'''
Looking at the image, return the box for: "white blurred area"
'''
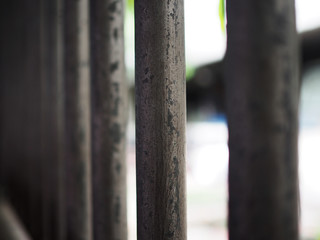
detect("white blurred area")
[184,0,320,67]
[125,0,320,239]
[299,64,320,239]
[184,0,225,66]
[186,122,228,239]
[296,0,320,32]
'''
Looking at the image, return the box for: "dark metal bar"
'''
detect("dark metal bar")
[135,0,187,239]
[40,0,51,238]
[40,0,61,239]
[0,1,65,239]
[0,0,35,234]
[64,0,92,239]
[225,0,300,239]
[90,0,128,239]
[24,1,44,237]
[56,0,67,238]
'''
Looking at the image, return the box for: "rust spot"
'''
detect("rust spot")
[113,28,118,41]
[114,196,121,223]
[110,61,119,73]
[143,78,149,84]
[167,109,179,136]
[108,1,118,13]
[112,97,120,116]
[110,123,121,144]
[115,163,122,174]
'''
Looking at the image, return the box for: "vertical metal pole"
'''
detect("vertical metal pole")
[64,0,92,239]
[0,0,8,193]
[225,0,300,239]
[0,0,31,230]
[56,0,66,238]
[41,0,59,239]
[40,0,49,237]
[0,1,4,190]
[90,0,128,239]
[135,0,187,239]
[26,1,43,237]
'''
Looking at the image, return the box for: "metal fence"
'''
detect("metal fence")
[0,0,299,239]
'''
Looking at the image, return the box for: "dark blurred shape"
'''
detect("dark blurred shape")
[187,60,225,119]
[187,28,320,117]
[301,27,320,65]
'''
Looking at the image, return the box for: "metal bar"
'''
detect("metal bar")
[0,198,32,240]
[64,0,92,239]
[90,0,128,239]
[135,0,187,239]
[0,1,65,239]
[0,0,34,234]
[40,0,60,239]
[40,0,50,238]
[24,1,43,237]
[56,0,66,238]
[225,0,300,239]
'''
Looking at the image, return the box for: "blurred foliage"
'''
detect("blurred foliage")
[127,0,134,12]
[186,64,196,81]
[219,0,225,33]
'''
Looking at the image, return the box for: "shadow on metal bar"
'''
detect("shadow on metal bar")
[0,197,32,240]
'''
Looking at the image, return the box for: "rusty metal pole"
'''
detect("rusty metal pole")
[135,0,187,239]
[90,0,128,239]
[225,0,300,239]
[64,0,92,239]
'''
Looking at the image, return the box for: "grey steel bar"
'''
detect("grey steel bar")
[225,0,300,239]
[135,0,187,239]
[64,0,92,239]
[0,198,32,240]
[90,0,128,239]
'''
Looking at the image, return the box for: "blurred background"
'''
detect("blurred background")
[124,0,320,239]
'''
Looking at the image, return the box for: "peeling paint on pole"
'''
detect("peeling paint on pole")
[135,0,187,239]
[90,0,128,239]
[64,0,92,239]
[225,0,300,239]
